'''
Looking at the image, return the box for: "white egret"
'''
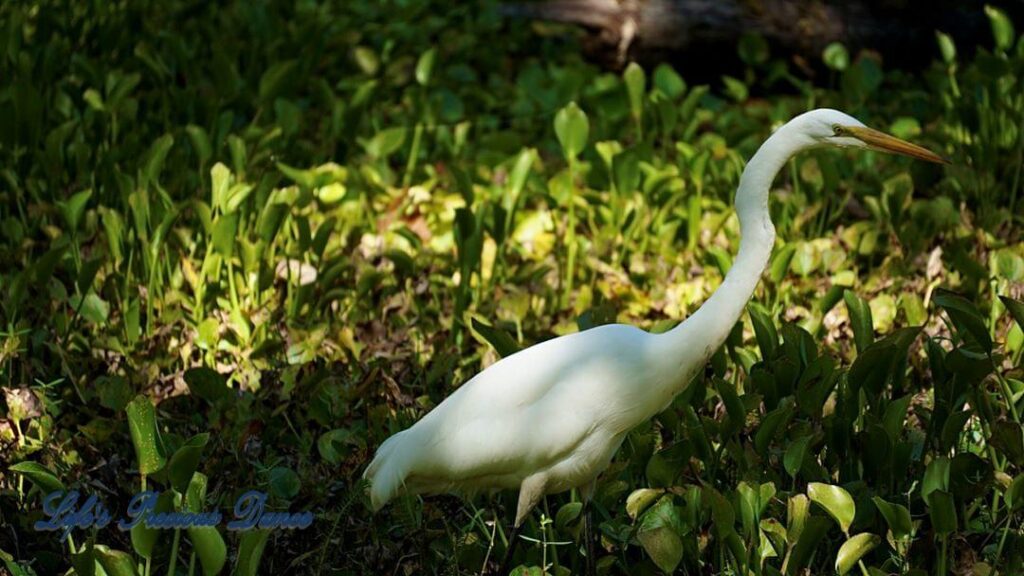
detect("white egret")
[364,108,947,574]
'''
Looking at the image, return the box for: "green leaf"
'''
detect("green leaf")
[554,501,582,531]
[933,289,992,353]
[836,533,881,575]
[748,302,778,360]
[822,42,850,70]
[936,30,957,62]
[168,433,210,494]
[210,163,231,211]
[784,436,811,478]
[268,466,300,499]
[258,59,298,102]
[185,124,212,167]
[131,491,174,559]
[1000,296,1024,333]
[469,316,520,358]
[70,540,97,576]
[94,545,138,576]
[9,461,65,494]
[60,189,93,232]
[637,498,684,573]
[75,293,110,325]
[871,497,913,539]
[843,290,873,353]
[317,428,352,465]
[553,102,589,160]
[985,5,1015,51]
[787,494,809,545]
[184,367,229,403]
[808,483,855,533]
[652,64,685,99]
[97,376,132,412]
[142,134,174,189]
[928,489,957,534]
[626,488,664,520]
[363,127,407,158]
[990,421,1024,467]
[125,395,166,475]
[211,212,238,258]
[188,525,227,576]
[235,530,271,576]
[786,516,831,575]
[922,457,950,505]
[1006,474,1024,510]
[415,48,436,86]
[623,62,646,120]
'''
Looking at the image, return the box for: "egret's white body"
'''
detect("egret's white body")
[364,109,946,532]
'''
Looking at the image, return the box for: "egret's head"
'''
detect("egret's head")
[798,108,948,163]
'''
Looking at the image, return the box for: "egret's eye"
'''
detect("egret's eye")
[832,124,845,136]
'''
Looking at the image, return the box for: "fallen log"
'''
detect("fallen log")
[501,0,1023,74]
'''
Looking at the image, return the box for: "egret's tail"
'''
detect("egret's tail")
[363,430,416,511]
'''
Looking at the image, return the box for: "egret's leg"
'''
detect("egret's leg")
[496,522,523,576]
[580,480,598,576]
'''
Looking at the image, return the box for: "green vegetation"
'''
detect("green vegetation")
[2,1,1024,574]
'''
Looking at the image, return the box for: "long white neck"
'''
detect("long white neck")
[654,120,812,384]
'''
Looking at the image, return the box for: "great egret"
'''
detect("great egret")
[364,108,947,574]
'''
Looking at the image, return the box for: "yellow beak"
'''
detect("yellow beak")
[842,125,949,164]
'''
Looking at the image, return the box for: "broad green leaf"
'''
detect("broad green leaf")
[871,497,913,539]
[94,545,137,576]
[836,533,881,575]
[637,498,684,573]
[822,42,850,70]
[553,102,589,160]
[928,489,957,534]
[652,64,685,99]
[258,59,298,101]
[748,302,778,360]
[70,540,96,576]
[125,395,166,475]
[235,530,271,576]
[60,189,93,232]
[9,461,65,494]
[990,421,1024,467]
[469,316,520,358]
[787,493,809,545]
[784,436,811,478]
[623,62,645,120]
[210,163,231,211]
[186,124,212,167]
[415,48,436,86]
[554,501,582,531]
[184,367,229,403]
[1006,474,1024,510]
[922,457,950,505]
[317,428,352,465]
[363,127,407,158]
[844,290,873,353]
[786,516,831,575]
[168,433,210,494]
[211,212,238,258]
[985,5,1015,51]
[131,491,174,559]
[933,289,992,352]
[1000,296,1024,333]
[626,488,664,520]
[142,134,174,189]
[808,483,855,533]
[188,525,227,576]
[268,466,300,499]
